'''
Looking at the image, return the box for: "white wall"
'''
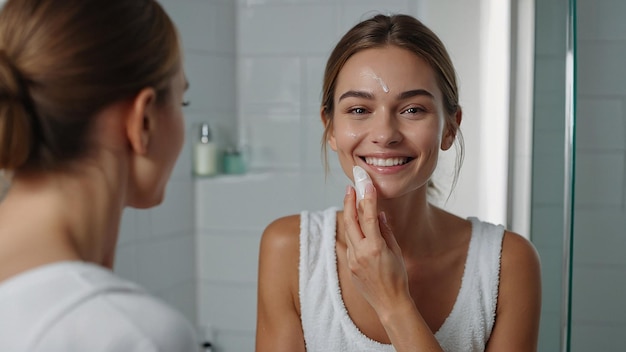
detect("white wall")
[571,0,626,349]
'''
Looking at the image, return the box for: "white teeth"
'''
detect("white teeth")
[364,157,409,167]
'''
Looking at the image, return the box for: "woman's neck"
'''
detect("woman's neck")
[0,159,126,275]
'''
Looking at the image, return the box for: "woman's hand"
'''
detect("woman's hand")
[343,183,410,316]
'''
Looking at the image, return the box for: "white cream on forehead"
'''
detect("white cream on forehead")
[360,69,389,93]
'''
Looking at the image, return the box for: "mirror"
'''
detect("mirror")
[110,0,581,351]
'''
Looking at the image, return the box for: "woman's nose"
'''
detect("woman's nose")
[370,111,402,146]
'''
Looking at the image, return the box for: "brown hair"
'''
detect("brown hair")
[321,14,464,194]
[0,0,181,171]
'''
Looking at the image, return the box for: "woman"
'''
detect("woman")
[256,14,541,352]
[0,0,198,350]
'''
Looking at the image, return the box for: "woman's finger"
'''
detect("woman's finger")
[343,185,363,249]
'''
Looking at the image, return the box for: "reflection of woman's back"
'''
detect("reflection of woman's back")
[256,14,541,352]
[0,0,197,351]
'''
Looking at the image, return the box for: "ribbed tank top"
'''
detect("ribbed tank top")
[299,207,504,352]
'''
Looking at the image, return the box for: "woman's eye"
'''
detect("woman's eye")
[182,100,191,107]
[349,107,367,114]
[403,106,426,115]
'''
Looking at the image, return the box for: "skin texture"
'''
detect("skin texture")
[0,68,188,280]
[256,46,541,351]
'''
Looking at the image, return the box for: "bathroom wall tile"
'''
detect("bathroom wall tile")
[113,244,137,283]
[197,231,261,283]
[533,57,567,97]
[198,282,257,331]
[147,180,195,239]
[196,173,300,231]
[298,171,347,212]
[135,209,153,239]
[300,109,344,173]
[571,264,626,323]
[578,41,626,96]
[117,208,136,246]
[537,311,561,352]
[531,148,565,206]
[303,56,327,109]
[533,101,566,133]
[574,152,624,207]
[155,280,198,326]
[573,209,626,266]
[238,57,302,115]
[338,0,411,35]
[238,3,337,55]
[534,0,567,57]
[185,53,237,114]
[570,323,626,352]
[211,330,255,352]
[530,204,563,247]
[243,113,301,170]
[578,0,626,41]
[171,128,194,181]
[576,98,625,151]
[536,246,564,314]
[134,234,196,292]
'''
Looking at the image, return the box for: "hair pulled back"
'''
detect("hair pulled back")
[0,0,181,171]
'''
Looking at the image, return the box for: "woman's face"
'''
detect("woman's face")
[327,45,453,200]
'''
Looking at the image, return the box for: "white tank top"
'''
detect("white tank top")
[299,207,504,352]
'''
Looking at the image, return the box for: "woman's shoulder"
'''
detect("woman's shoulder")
[261,214,301,249]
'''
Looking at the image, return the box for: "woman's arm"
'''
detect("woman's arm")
[343,185,444,352]
[255,216,306,352]
[485,231,541,351]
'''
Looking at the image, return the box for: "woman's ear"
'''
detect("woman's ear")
[441,108,462,150]
[126,88,157,155]
[320,108,337,151]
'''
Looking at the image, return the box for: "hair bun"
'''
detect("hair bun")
[0,49,33,170]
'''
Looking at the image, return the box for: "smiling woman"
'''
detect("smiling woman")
[255,14,541,352]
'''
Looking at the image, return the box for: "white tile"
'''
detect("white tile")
[573,208,626,266]
[570,323,626,352]
[238,3,337,55]
[338,0,411,35]
[243,113,301,170]
[155,280,198,326]
[537,311,561,352]
[197,233,261,283]
[576,98,625,151]
[196,173,301,231]
[578,42,626,96]
[304,56,327,109]
[171,125,194,181]
[185,53,237,113]
[574,152,624,207]
[533,102,566,132]
[571,264,626,324]
[578,0,626,41]
[212,329,255,352]
[536,246,564,314]
[198,282,257,331]
[113,244,137,282]
[135,209,153,239]
[533,57,567,97]
[117,208,136,246]
[238,57,302,115]
[134,234,196,292]
[534,0,567,57]
[530,204,564,248]
[531,153,565,206]
[161,0,236,54]
[298,171,348,211]
[148,180,195,238]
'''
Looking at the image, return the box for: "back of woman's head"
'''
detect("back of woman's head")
[0,0,181,171]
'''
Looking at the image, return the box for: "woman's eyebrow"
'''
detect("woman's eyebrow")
[338,90,374,101]
[398,89,434,100]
